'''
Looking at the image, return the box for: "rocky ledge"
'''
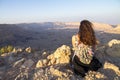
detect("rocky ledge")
[0,39,120,80]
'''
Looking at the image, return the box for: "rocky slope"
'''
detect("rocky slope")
[0,22,120,50]
[0,39,120,80]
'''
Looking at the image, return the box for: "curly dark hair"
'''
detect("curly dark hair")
[78,20,97,46]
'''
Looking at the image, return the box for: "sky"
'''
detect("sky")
[0,0,120,24]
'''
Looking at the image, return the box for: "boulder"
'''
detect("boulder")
[50,67,63,77]
[13,58,25,67]
[25,47,32,53]
[104,61,120,76]
[21,59,34,68]
[36,60,43,68]
[42,52,49,58]
[36,59,48,68]
[36,45,71,68]
[48,45,71,64]
[106,39,120,57]
[12,47,23,53]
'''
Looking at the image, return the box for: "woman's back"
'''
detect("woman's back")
[72,34,94,64]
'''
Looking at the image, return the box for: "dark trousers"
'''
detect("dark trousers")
[72,56,102,77]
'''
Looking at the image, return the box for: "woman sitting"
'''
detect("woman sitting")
[71,20,102,77]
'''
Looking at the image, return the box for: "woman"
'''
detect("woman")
[71,20,102,77]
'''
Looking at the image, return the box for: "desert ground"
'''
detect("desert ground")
[0,22,120,80]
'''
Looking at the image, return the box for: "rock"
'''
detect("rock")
[13,58,25,67]
[25,47,32,53]
[104,61,120,76]
[42,59,48,66]
[47,61,51,66]
[42,52,49,59]
[1,52,13,57]
[47,45,71,65]
[21,59,34,68]
[53,45,71,58]
[12,48,17,53]
[37,45,71,67]
[1,44,120,80]
[33,68,49,80]
[108,39,120,47]
[50,67,63,77]
[106,39,120,57]
[1,53,8,57]
[36,60,43,68]
[17,48,22,52]
[85,71,106,80]
[50,58,56,65]
[47,54,54,60]
[36,59,48,68]
[12,47,23,53]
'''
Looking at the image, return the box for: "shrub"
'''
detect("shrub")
[0,45,14,55]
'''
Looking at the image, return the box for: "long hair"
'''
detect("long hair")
[78,20,97,46]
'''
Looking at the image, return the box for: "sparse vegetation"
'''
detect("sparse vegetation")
[0,45,14,55]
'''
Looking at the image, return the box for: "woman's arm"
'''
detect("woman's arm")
[72,35,76,48]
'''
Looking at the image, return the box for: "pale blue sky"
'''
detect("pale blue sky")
[0,0,120,24]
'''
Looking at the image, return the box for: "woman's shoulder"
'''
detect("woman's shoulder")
[72,34,76,39]
[72,34,81,43]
